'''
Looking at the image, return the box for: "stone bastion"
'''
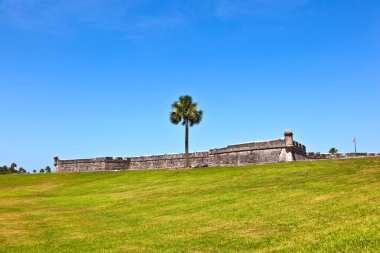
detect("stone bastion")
[54,130,308,172]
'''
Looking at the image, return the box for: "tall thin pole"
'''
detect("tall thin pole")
[352,137,357,153]
[185,119,189,168]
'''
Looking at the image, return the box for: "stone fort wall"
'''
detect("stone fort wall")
[54,130,308,172]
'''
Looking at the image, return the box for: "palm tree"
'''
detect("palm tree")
[10,163,17,174]
[329,148,338,154]
[170,95,203,168]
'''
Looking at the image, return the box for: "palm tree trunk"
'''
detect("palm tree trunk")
[185,119,189,168]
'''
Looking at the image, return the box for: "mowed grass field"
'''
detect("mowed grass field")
[1,158,380,252]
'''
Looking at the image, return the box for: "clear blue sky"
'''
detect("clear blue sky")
[1,0,379,171]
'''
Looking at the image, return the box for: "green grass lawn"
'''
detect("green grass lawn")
[1,158,379,252]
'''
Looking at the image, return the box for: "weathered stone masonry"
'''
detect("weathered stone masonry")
[54,130,308,172]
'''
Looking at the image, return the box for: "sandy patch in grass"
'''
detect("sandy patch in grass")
[120,244,147,252]
[236,224,270,238]
[358,168,380,174]
[312,192,345,202]
[0,198,37,209]
[0,214,45,244]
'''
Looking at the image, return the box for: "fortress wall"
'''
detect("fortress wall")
[54,158,105,172]
[54,157,130,172]
[208,149,284,167]
[307,152,380,160]
[207,139,304,166]
[54,130,308,172]
[128,151,209,170]
[54,130,380,173]
[292,141,309,161]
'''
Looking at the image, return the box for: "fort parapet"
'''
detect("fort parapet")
[54,130,308,172]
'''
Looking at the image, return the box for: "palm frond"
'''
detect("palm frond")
[179,95,193,108]
[170,95,202,126]
[170,112,181,124]
[189,110,203,126]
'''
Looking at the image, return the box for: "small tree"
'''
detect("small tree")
[33,169,37,174]
[39,169,45,173]
[1,166,8,174]
[329,148,338,154]
[45,166,52,173]
[18,167,26,174]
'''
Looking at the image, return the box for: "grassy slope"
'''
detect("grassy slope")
[0,158,379,253]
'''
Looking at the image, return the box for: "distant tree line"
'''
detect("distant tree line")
[0,163,52,174]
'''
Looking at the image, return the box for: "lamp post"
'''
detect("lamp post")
[352,137,357,153]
